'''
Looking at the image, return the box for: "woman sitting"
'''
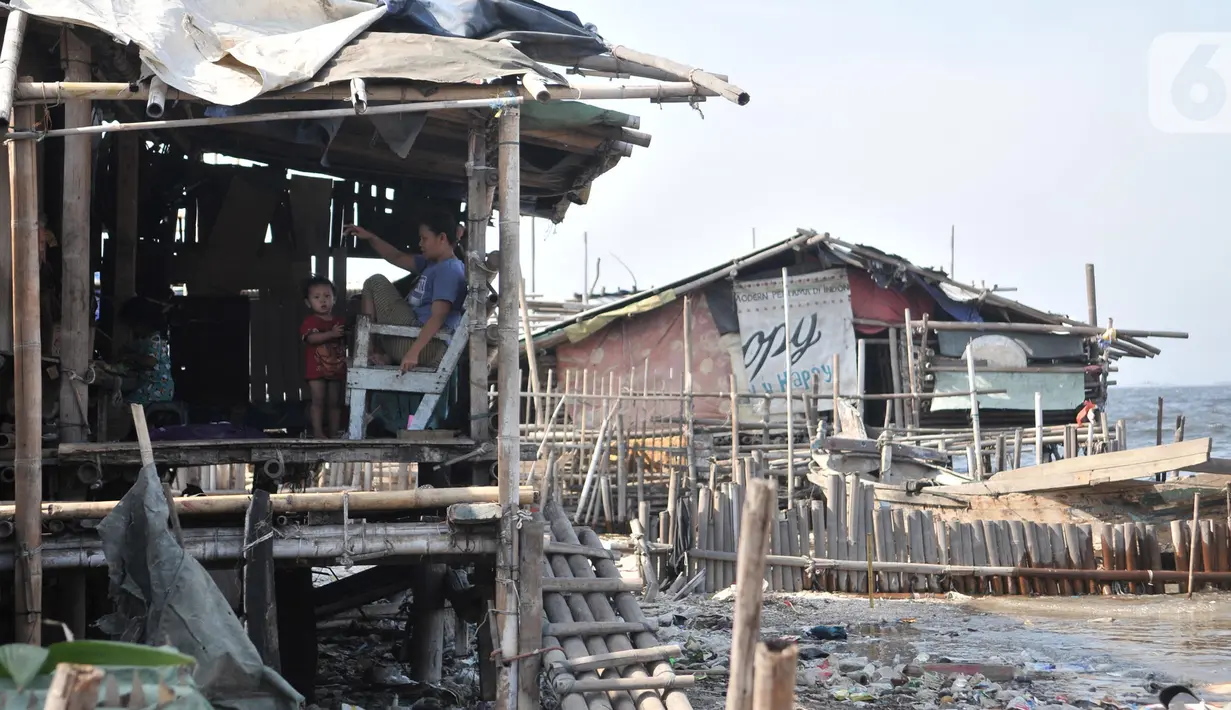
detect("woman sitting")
[343,211,466,373]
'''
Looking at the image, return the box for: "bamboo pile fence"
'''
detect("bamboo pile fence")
[687,470,1231,596]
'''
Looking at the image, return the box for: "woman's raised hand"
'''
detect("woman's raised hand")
[343,224,375,241]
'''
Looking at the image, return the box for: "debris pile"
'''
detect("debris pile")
[642,590,1214,710]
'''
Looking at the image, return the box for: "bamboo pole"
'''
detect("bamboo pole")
[519,277,544,424]
[831,353,841,433]
[905,319,1185,339]
[729,374,740,462]
[496,104,523,708]
[781,269,795,501]
[14,80,716,107]
[606,45,750,105]
[10,99,41,644]
[554,645,684,674]
[726,478,775,710]
[751,640,798,710]
[0,11,27,127]
[682,296,697,496]
[903,310,919,427]
[1188,493,1200,599]
[10,96,523,140]
[0,486,537,521]
[966,347,983,477]
[1085,264,1098,327]
[888,328,906,427]
[465,122,491,442]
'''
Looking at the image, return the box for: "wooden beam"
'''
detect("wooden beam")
[409,563,447,682]
[313,565,412,620]
[244,489,280,671]
[517,520,544,709]
[0,131,9,353]
[10,99,42,645]
[112,132,138,354]
[1184,457,1231,475]
[59,30,92,445]
[933,439,1212,496]
[824,436,950,464]
[465,121,491,444]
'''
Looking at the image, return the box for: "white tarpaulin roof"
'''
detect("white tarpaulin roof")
[12,0,388,105]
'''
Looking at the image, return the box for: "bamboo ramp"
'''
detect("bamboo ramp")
[541,500,694,710]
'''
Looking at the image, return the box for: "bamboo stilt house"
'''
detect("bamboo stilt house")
[0,2,749,707]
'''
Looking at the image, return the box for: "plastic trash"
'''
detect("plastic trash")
[802,624,849,641]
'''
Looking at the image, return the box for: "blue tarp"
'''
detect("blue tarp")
[912,275,984,323]
[376,0,604,54]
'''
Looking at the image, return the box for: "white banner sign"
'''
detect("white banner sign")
[734,269,858,412]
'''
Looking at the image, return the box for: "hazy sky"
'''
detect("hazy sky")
[357,2,1231,386]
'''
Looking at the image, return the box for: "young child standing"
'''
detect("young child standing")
[300,276,347,439]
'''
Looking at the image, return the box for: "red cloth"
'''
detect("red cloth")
[846,269,934,334]
[300,314,347,381]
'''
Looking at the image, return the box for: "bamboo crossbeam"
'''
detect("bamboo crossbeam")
[554,674,695,694]
[541,577,642,594]
[607,45,749,105]
[543,621,657,638]
[908,319,1186,340]
[14,81,715,107]
[544,501,692,710]
[541,523,653,709]
[553,645,684,674]
[0,522,497,570]
[692,549,1231,582]
[0,486,537,521]
[8,96,523,140]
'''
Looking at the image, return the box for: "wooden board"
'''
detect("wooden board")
[823,436,950,464]
[933,439,1211,495]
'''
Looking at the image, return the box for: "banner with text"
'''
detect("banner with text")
[734,268,858,412]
